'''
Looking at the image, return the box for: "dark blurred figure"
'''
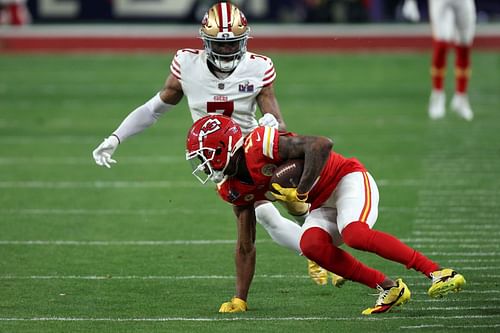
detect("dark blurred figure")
[268,0,307,22]
[0,0,31,25]
[268,0,370,22]
[79,0,112,21]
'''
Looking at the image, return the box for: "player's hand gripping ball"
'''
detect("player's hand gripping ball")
[269,159,308,202]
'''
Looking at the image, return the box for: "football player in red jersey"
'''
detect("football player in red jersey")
[186,114,466,314]
[402,0,476,120]
[92,2,331,290]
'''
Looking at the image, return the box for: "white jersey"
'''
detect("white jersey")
[430,0,476,45]
[169,49,276,135]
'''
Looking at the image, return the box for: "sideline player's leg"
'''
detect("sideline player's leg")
[428,0,453,119]
[450,0,476,121]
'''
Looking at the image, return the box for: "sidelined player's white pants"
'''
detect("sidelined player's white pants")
[430,0,476,45]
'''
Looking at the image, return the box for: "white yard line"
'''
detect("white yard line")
[0,207,420,215]
[0,181,200,189]
[0,240,272,246]
[400,324,500,330]
[0,314,499,322]
[0,240,498,256]
[0,273,498,281]
[410,231,500,236]
[0,156,184,165]
[0,208,224,216]
[0,180,433,188]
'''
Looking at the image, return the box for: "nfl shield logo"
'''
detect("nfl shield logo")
[218,83,225,90]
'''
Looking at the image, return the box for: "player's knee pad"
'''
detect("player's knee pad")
[341,221,372,250]
[299,227,332,259]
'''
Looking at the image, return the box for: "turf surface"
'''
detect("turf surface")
[0,52,499,332]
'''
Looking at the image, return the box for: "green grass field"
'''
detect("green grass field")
[0,51,499,332]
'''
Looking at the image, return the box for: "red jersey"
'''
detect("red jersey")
[217,127,366,210]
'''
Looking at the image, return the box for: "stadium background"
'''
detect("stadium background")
[1,0,499,332]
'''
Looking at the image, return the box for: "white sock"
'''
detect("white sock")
[254,202,302,253]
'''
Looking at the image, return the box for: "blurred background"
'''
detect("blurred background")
[1,1,500,332]
[2,0,500,24]
[1,0,499,53]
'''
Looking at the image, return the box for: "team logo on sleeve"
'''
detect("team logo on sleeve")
[228,189,240,202]
[244,194,255,202]
[261,164,277,177]
[239,81,254,93]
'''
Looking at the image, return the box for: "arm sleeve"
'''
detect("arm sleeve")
[113,92,173,142]
[262,58,276,87]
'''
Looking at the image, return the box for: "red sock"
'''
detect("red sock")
[455,45,471,94]
[431,40,449,91]
[300,227,385,288]
[342,222,439,277]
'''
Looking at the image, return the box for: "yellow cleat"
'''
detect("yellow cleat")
[307,259,328,285]
[428,268,466,298]
[330,272,346,288]
[362,279,411,315]
[218,297,248,313]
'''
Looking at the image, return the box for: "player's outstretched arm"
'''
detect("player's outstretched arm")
[219,205,256,313]
[92,74,183,168]
[257,84,286,131]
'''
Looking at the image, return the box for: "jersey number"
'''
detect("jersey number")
[207,101,234,117]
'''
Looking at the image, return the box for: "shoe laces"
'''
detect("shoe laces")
[430,269,455,284]
[375,285,392,306]
[309,264,326,276]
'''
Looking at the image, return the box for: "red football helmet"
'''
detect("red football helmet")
[186,115,243,184]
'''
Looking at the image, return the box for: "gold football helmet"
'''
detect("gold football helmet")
[200,2,250,72]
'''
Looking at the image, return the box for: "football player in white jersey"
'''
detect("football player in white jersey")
[93,2,337,311]
[402,0,476,120]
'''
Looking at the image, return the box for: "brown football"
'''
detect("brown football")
[269,159,304,191]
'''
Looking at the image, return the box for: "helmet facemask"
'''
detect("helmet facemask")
[186,116,244,184]
[202,35,248,72]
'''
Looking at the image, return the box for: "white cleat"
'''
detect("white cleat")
[428,90,446,120]
[450,93,474,121]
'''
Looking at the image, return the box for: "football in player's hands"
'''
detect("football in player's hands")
[269,159,304,192]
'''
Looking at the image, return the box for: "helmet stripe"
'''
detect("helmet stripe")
[226,2,232,32]
[216,3,224,32]
[219,2,230,33]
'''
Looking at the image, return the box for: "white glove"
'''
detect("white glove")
[92,135,119,168]
[402,0,420,22]
[258,113,279,129]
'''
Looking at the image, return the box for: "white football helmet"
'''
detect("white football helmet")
[200,2,250,72]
